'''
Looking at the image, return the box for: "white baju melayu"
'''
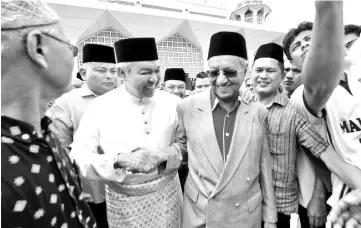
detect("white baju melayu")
[70,86,184,228]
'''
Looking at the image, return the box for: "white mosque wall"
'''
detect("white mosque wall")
[47,0,285,79]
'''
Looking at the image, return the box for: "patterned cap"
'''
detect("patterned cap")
[1,0,60,31]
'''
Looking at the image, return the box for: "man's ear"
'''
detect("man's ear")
[80,68,87,80]
[118,68,127,81]
[25,30,48,69]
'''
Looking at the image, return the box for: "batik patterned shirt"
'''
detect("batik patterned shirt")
[1,116,96,228]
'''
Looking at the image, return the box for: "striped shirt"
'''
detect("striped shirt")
[265,92,328,215]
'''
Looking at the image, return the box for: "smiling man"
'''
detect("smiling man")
[46,44,117,228]
[175,31,278,228]
[69,38,184,228]
[252,42,361,228]
[163,68,187,98]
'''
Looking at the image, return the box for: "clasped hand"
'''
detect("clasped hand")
[114,147,168,174]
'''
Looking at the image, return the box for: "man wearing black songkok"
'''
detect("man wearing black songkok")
[162,68,189,192]
[163,68,187,98]
[70,37,184,228]
[250,43,361,228]
[173,32,278,228]
[47,43,118,228]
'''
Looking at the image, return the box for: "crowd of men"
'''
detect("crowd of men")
[1,0,361,228]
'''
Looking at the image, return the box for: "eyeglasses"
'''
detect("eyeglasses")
[208,69,244,78]
[41,32,78,57]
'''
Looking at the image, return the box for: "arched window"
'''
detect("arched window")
[257,8,263,24]
[77,27,127,68]
[245,9,253,23]
[157,33,203,82]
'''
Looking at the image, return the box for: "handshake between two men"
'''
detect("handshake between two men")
[113,147,179,174]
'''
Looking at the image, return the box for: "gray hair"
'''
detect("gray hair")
[238,57,249,73]
[117,62,136,74]
[1,24,57,53]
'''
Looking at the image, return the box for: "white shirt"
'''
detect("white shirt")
[46,84,96,148]
[70,87,182,185]
[347,37,361,98]
[47,84,107,203]
[291,85,361,207]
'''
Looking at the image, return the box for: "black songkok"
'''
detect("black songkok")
[164,68,186,82]
[82,44,116,64]
[114,38,158,63]
[254,43,284,63]
[208,31,248,60]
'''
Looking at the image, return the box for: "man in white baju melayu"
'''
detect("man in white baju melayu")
[70,37,184,228]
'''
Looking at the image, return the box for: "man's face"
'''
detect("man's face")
[289,30,312,69]
[283,59,302,94]
[344,33,359,51]
[245,78,254,91]
[124,61,160,98]
[194,78,210,93]
[164,80,186,98]
[252,58,284,98]
[85,62,117,95]
[208,55,245,102]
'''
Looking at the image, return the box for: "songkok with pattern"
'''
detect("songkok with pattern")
[254,43,284,63]
[164,68,186,82]
[83,44,116,64]
[1,0,60,31]
[114,38,158,63]
[208,31,248,60]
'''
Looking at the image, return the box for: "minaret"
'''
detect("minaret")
[229,0,271,25]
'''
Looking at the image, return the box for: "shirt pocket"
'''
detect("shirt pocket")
[267,130,287,155]
[267,130,288,177]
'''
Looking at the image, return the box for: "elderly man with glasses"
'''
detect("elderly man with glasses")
[175,31,277,228]
[1,0,96,228]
